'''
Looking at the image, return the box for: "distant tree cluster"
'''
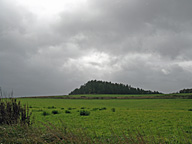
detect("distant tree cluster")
[179,88,192,93]
[69,80,161,95]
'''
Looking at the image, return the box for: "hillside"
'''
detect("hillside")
[69,80,161,95]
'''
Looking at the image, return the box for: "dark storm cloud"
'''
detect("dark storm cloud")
[0,0,192,96]
[56,0,192,58]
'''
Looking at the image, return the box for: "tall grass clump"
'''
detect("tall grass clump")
[0,98,32,125]
[52,110,59,114]
[0,88,32,125]
[42,111,50,116]
[80,110,90,116]
[99,107,107,111]
[111,108,116,112]
[65,110,71,114]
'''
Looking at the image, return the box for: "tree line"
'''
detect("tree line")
[179,88,192,93]
[69,80,162,95]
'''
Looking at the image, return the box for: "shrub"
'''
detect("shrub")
[52,110,59,114]
[61,108,64,110]
[42,111,49,116]
[65,110,71,114]
[99,107,107,111]
[80,110,90,116]
[81,107,86,109]
[0,98,32,125]
[188,109,192,111]
[111,108,116,112]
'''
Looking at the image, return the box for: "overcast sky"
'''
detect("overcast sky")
[0,0,192,96]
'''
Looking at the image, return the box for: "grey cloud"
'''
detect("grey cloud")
[1,0,192,96]
[111,55,192,93]
[55,0,192,57]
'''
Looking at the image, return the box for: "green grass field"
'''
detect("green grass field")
[18,97,192,143]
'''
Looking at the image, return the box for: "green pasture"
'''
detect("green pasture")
[19,98,192,142]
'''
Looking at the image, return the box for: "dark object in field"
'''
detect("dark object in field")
[80,110,90,116]
[42,111,49,116]
[111,108,116,112]
[99,107,107,110]
[52,110,59,114]
[65,110,71,114]
[188,109,192,111]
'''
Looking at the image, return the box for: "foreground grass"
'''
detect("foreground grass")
[1,122,192,144]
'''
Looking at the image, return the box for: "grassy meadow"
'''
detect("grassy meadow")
[17,97,192,143]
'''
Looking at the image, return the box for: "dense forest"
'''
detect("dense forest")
[69,80,162,95]
[179,88,192,93]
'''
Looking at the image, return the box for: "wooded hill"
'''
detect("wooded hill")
[179,88,192,93]
[69,80,162,95]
